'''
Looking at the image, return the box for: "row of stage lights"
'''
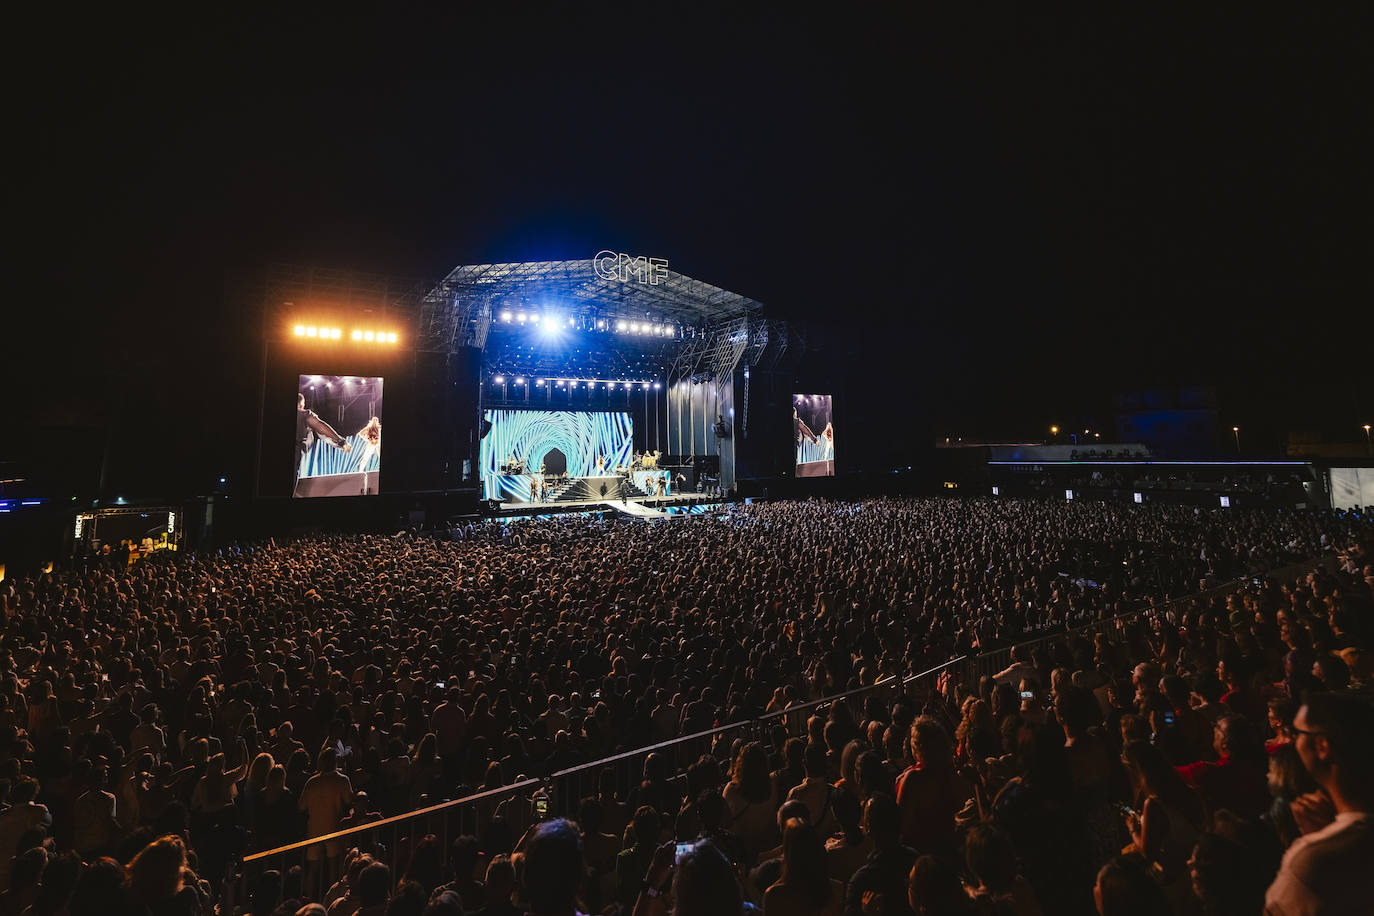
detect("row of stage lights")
[491,376,661,389]
[497,310,678,337]
[293,325,399,344]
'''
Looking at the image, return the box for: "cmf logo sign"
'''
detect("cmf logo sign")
[594,250,669,285]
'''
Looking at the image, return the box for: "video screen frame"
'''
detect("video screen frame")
[294,374,384,497]
[794,393,835,477]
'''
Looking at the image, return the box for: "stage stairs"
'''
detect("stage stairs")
[546,477,648,503]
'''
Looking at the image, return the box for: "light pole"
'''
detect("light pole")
[1232,426,1240,454]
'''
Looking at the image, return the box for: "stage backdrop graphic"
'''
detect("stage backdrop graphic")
[480,409,633,500]
[295,375,384,498]
[794,393,835,477]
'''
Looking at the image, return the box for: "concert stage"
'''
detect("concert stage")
[488,469,677,504]
[492,491,724,520]
[253,259,823,509]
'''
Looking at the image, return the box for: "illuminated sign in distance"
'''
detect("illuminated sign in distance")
[594,250,668,285]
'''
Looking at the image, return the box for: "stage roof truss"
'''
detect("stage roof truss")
[427,259,763,330]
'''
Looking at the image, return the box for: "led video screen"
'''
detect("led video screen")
[794,393,835,477]
[480,409,633,500]
[294,375,383,498]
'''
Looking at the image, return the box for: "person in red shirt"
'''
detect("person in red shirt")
[1175,715,1269,820]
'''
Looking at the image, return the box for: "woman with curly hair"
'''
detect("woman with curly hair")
[125,834,205,916]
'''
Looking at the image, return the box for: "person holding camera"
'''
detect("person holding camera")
[632,838,754,916]
[1121,740,1204,909]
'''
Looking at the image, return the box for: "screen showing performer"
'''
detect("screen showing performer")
[294,375,384,498]
[479,409,633,501]
[794,393,835,477]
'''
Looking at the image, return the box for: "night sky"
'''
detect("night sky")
[10,8,1373,498]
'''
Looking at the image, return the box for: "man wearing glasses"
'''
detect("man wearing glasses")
[1264,695,1374,914]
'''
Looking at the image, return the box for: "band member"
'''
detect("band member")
[595,454,606,473]
[296,393,351,496]
[821,422,835,459]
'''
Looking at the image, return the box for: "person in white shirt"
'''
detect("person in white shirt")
[1263,694,1374,915]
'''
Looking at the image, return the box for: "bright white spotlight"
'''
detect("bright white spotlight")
[616,320,626,331]
[306,327,317,337]
[597,319,606,329]
[493,375,504,384]
[500,310,511,322]
[517,312,527,323]
[652,381,661,389]
[514,377,524,385]
[364,331,374,341]
[332,328,342,339]
[294,325,305,336]
[536,379,545,386]
[352,330,362,340]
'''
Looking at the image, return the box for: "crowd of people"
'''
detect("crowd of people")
[0,496,1370,914]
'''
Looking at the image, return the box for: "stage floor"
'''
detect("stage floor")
[498,490,713,511]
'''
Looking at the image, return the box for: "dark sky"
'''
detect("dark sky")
[10,7,1373,496]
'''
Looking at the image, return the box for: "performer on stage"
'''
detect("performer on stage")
[295,393,351,495]
[595,454,606,473]
[821,422,834,459]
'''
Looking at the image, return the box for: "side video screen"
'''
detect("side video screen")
[794,393,835,477]
[294,375,383,497]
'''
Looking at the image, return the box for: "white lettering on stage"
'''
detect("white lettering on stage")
[594,250,668,284]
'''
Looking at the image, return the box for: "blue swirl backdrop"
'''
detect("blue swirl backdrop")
[299,432,382,479]
[480,410,633,499]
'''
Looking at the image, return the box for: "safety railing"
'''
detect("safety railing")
[235,558,1327,900]
[234,658,965,900]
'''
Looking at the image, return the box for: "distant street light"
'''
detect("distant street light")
[1364,424,1371,456]
[1232,426,1241,453]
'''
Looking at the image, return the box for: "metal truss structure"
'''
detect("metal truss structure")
[254,259,801,388]
[422,259,776,383]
